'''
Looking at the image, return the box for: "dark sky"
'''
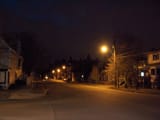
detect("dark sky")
[0,0,160,60]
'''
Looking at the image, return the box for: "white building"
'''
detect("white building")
[0,38,23,89]
[147,49,160,88]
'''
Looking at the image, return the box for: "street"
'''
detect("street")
[0,81,160,120]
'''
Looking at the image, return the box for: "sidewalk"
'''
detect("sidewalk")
[95,84,160,95]
[0,87,47,101]
[0,90,10,100]
[75,83,160,95]
[113,87,160,95]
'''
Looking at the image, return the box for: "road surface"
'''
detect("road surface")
[0,81,160,120]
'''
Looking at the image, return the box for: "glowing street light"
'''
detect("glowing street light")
[100,45,108,54]
[52,70,55,74]
[51,69,56,80]
[57,68,61,73]
[45,75,48,80]
[99,44,117,88]
[62,65,66,70]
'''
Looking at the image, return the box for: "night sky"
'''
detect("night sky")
[0,0,160,61]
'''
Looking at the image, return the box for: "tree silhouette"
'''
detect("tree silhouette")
[106,33,142,87]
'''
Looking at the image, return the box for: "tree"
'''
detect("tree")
[106,33,142,88]
[88,64,99,83]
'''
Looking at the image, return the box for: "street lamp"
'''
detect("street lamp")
[62,65,66,70]
[56,68,61,79]
[62,65,66,80]
[100,44,117,88]
[112,45,117,88]
[52,70,55,79]
[52,70,55,74]
[45,75,48,80]
[100,45,108,54]
[57,68,61,73]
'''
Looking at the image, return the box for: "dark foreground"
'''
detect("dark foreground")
[0,80,160,120]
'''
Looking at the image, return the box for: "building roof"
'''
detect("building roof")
[0,37,18,55]
[145,48,160,54]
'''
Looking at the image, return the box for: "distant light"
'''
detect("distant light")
[141,72,144,77]
[57,68,61,73]
[45,75,48,80]
[81,75,84,78]
[52,70,55,74]
[62,65,66,69]
[64,78,67,81]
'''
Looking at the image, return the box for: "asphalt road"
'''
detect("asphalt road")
[0,81,160,120]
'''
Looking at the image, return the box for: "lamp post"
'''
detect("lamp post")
[100,45,108,82]
[112,45,117,88]
[100,44,117,88]
[52,70,55,80]
[62,65,66,80]
[57,68,61,79]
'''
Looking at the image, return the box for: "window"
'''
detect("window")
[157,68,160,75]
[153,54,159,61]
[151,69,155,75]
[0,72,5,83]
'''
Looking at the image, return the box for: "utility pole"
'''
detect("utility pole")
[113,45,117,88]
[113,40,118,88]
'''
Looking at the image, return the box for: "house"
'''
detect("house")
[147,49,160,88]
[0,38,23,89]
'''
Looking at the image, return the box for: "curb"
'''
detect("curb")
[0,91,11,101]
[112,87,160,95]
[73,83,160,95]
[0,88,48,101]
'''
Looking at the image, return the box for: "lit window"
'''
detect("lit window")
[140,72,144,77]
[81,75,84,78]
